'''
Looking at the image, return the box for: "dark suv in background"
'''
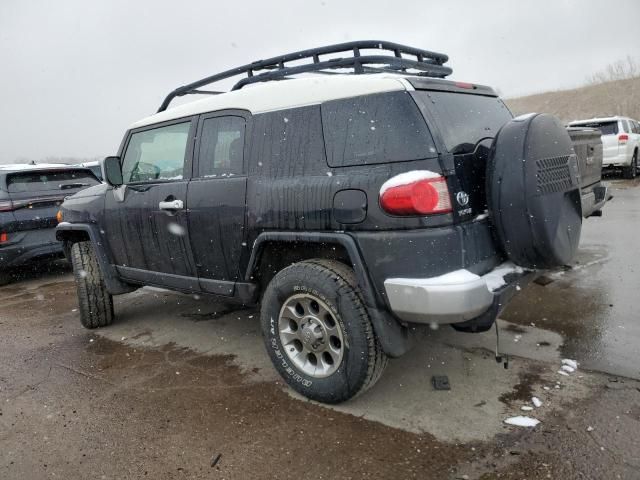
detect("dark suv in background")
[0,164,100,285]
[56,41,606,403]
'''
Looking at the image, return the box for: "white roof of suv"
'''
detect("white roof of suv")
[131,75,413,129]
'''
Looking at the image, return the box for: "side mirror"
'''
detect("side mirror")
[103,156,123,187]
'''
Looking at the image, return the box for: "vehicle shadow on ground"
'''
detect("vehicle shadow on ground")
[1,258,71,288]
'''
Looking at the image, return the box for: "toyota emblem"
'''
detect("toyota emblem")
[456,191,470,206]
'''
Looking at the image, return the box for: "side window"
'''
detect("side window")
[633,121,640,134]
[197,116,246,177]
[321,91,436,167]
[621,120,630,133]
[121,122,191,183]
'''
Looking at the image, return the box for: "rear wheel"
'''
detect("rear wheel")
[623,152,637,179]
[70,241,114,329]
[260,259,387,404]
[0,271,11,287]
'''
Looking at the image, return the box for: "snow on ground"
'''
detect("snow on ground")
[562,359,578,369]
[504,416,540,427]
[532,397,543,408]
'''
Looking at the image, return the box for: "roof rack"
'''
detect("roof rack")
[157,40,452,112]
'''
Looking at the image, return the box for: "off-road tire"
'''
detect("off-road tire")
[70,241,114,329]
[623,151,637,179]
[261,259,387,404]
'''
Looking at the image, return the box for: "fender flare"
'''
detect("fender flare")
[245,232,412,358]
[55,222,135,295]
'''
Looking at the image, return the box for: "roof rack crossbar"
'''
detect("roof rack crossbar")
[157,40,451,112]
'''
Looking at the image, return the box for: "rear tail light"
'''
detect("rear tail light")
[455,81,474,89]
[0,200,14,212]
[0,232,8,243]
[619,134,629,143]
[380,171,452,216]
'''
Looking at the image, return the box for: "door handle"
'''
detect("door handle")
[159,199,184,210]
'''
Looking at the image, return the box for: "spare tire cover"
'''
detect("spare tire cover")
[486,113,582,269]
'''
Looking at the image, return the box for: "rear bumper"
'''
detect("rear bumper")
[0,228,63,268]
[384,262,534,325]
[581,183,610,218]
[603,152,631,167]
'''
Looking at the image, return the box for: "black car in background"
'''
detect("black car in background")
[0,164,100,285]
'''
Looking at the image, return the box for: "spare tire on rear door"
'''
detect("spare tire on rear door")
[486,113,582,269]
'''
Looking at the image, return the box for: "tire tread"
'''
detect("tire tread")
[275,258,388,401]
[70,241,114,329]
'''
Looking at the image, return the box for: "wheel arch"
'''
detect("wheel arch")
[245,232,413,358]
[56,223,135,295]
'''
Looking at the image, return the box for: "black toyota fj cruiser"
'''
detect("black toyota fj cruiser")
[56,41,607,403]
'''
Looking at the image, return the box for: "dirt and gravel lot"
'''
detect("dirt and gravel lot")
[1,177,640,480]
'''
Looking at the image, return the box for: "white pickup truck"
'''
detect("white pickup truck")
[568,116,640,179]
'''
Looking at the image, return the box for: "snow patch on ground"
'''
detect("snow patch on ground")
[520,406,533,411]
[557,370,570,376]
[532,397,543,408]
[380,170,441,194]
[561,365,575,373]
[504,416,540,427]
[562,359,578,369]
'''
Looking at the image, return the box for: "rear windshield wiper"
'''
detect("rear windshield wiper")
[59,183,90,190]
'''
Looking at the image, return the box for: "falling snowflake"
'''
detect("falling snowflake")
[167,222,186,236]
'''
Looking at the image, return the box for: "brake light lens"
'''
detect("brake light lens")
[380,172,452,215]
[455,81,474,89]
[619,134,629,143]
[0,200,14,212]
[0,232,8,243]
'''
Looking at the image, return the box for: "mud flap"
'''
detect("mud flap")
[451,271,538,333]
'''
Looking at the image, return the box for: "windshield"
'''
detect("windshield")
[414,91,513,153]
[569,120,619,135]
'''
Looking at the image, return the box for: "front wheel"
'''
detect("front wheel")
[260,259,387,404]
[70,241,114,329]
[623,151,637,179]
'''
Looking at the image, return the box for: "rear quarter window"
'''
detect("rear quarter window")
[321,91,437,167]
[250,105,326,177]
[7,170,100,193]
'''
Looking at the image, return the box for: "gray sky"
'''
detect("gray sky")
[1,0,639,163]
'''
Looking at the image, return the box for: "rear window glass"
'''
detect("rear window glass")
[570,121,619,135]
[413,91,512,153]
[321,91,437,167]
[198,116,245,177]
[7,170,100,193]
